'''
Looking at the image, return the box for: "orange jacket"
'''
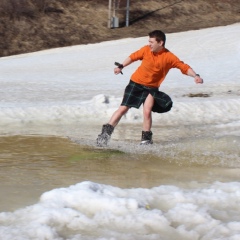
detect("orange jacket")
[129,46,191,88]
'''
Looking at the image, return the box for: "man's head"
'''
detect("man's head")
[148,30,166,52]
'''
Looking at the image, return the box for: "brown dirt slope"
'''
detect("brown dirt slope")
[0,0,239,57]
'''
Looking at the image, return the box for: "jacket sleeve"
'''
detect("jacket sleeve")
[129,46,147,61]
[169,53,191,75]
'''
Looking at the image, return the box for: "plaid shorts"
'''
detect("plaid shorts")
[121,80,173,113]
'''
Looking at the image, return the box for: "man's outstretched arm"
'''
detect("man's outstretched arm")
[114,57,133,75]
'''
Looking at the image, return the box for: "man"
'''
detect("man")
[96,30,203,146]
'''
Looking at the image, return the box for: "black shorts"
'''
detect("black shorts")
[121,80,173,113]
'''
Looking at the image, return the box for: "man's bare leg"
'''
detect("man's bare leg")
[109,105,129,127]
[143,94,154,131]
[141,94,154,145]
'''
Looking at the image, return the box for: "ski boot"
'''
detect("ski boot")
[96,123,114,147]
[140,131,153,145]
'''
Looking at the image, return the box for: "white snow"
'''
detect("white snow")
[0,23,240,239]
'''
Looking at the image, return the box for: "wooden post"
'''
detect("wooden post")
[108,0,112,28]
[126,0,130,27]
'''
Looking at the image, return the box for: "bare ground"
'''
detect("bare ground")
[0,0,239,57]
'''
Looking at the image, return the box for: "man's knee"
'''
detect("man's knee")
[143,104,152,115]
[143,108,152,119]
[118,106,129,115]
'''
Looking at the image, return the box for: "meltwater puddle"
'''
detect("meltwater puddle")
[0,135,239,212]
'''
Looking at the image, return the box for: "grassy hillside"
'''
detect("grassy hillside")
[0,0,239,57]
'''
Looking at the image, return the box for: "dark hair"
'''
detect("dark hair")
[148,30,166,46]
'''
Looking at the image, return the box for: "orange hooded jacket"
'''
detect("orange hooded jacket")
[129,45,191,88]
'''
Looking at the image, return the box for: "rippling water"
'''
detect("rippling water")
[1,132,239,212]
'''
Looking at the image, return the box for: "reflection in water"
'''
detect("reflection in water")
[0,135,239,212]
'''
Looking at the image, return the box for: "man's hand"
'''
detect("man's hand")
[114,67,123,75]
[194,75,204,84]
[114,62,123,75]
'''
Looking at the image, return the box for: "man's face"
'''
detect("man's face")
[148,37,164,52]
